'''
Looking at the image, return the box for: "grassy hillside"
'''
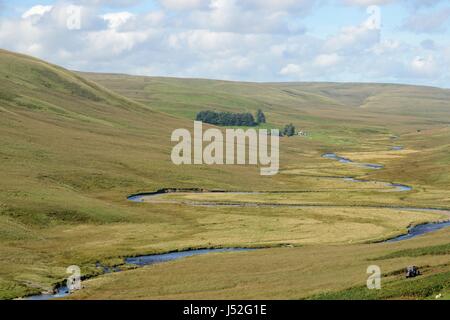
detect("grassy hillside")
[0,49,449,299]
[83,73,450,133]
[85,72,450,190]
[0,49,280,298]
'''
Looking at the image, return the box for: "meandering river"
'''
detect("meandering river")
[126,151,449,244]
[23,149,450,300]
[322,153,384,169]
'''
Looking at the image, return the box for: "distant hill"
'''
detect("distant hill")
[83,72,450,131]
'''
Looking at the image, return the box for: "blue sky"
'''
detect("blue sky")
[0,0,449,87]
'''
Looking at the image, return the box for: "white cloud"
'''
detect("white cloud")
[314,53,342,67]
[158,0,209,11]
[159,0,320,12]
[182,0,307,34]
[0,1,448,87]
[371,39,401,54]
[324,24,380,53]
[85,30,150,56]
[102,12,135,29]
[242,0,320,12]
[280,64,305,76]
[22,5,53,19]
[410,55,438,77]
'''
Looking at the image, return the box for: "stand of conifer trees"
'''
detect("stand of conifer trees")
[196,110,261,126]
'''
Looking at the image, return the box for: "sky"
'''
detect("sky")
[0,0,449,87]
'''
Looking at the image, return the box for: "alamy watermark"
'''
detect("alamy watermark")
[171,121,280,176]
[67,265,81,292]
[66,5,82,30]
[366,5,381,30]
[367,265,382,290]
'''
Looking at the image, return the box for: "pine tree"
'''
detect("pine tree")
[256,109,266,124]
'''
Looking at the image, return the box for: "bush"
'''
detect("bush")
[282,123,296,137]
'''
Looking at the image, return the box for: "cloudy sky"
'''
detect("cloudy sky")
[0,0,449,87]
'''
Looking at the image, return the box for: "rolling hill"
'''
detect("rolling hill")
[1,49,449,299]
[83,72,450,132]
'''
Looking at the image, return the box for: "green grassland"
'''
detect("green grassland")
[0,48,449,299]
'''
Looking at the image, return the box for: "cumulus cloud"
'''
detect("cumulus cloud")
[162,0,310,34]
[22,5,53,19]
[102,11,135,29]
[279,63,305,76]
[0,0,449,87]
[324,24,380,53]
[159,0,320,12]
[74,0,143,7]
[409,55,438,77]
[314,53,342,67]
[158,0,209,11]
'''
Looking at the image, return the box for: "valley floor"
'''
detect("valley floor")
[67,134,450,300]
[9,131,450,300]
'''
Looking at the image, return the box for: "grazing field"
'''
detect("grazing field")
[70,229,450,300]
[0,49,449,299]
